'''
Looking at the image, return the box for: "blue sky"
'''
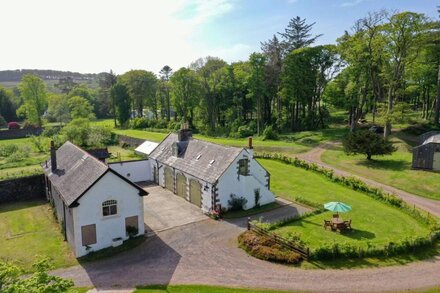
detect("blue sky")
[0,0,438,74]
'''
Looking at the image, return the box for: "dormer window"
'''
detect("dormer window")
[102,200,117,216]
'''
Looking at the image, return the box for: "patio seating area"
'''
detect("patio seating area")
[324,216,352,232]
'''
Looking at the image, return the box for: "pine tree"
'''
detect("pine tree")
[278,16,322,55]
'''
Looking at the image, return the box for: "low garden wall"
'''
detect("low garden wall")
[0,128,43,140]
[0,174,45,204]
[252,152,440,260]
[117,135,145,147]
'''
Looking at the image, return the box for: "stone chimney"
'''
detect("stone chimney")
[247,137,254,158]
[50,141,57,172]
[177,122,192,142]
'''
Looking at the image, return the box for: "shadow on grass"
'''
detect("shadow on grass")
[0,199,47,213]
[356,158,409,171]
[339,228,376,240]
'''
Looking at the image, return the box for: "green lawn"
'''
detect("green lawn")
[108,145,143,162]
[321,134,440,201]
[0,200,78,271]
[134,285,296,293]
[258,159,432,263]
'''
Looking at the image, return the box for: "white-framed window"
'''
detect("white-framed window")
[102,200,117,216]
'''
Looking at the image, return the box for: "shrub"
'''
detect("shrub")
[42,126,61,137]
[5,146,30,162]
[238,231,302,264]
[228,194,248,211]
[343,130,396,160]
[126,226,139,238]
[262,125,279,140]
[130,117,149,129]
[7,122,20,130]
[29,135,48,153]
[0,144,18,157]
[167,121,181,131]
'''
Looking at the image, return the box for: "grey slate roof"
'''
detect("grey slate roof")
[423,134,440,145]
[43,141,109,207]
[149,133,245,184]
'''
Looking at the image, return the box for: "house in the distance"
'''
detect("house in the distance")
[42,141,147,258]
[412,131,440,171]
[148,126,275,212]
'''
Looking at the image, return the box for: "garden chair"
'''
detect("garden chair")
[344,219,352,230]
[323,220,335,231]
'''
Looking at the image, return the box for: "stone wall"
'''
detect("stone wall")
[0,174,45,204]
[0,128,43,140]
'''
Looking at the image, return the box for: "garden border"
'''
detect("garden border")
[254,152,440,260]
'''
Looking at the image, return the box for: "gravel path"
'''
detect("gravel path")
[54,202,440,293]
[296,142,440,217]
[53,146,440,292]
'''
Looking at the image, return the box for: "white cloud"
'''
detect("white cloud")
[0,0,239,74]
[206,43,253,62]
[341,0,365,7]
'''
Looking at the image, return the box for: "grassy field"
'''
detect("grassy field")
[321,134,440,200]
[134,285,296,293]
[258,159,433,267]
[0,200,78,271]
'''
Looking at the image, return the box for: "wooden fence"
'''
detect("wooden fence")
[247,218,310,260]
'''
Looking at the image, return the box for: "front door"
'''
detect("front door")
[176,173,187,198]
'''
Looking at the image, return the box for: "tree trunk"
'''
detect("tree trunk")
[384,87,393,140]
[435,64,440,126]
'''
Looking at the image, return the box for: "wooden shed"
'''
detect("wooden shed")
[412,132,440,171]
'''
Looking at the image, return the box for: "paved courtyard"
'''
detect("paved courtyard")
[142,184,208,233]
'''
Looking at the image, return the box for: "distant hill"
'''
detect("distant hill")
[0,69,106,90]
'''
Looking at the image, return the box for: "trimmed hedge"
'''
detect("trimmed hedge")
[254,152,440,260]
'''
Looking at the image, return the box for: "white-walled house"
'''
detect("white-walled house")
[42,141,147,258]
[148,128,275,213]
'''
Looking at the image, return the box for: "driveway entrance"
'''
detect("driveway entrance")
[142,184,208,233]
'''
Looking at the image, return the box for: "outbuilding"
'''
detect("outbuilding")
[148,127,275,213]
[412,132,440,171]
[42,141,147,257]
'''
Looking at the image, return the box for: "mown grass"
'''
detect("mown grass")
[0,200,78,271]
[321,134,440,201]
[258,159,434,267]
[134,285,297,293]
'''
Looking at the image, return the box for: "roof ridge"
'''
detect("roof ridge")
[64,141,109,169]
[189,135,246,151]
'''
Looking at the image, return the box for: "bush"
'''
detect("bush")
[42,126,61,137]
[130,117,149,129]
[0,115,6,127]
[7,122,20,130]
[0,144,18,157]
[167,121,181,131]
[29,135,49,153]
[343,130,397,160]
[228,194,248,211]
[5,146,30,162]
[238,231,302,264]
[262,125,279,140]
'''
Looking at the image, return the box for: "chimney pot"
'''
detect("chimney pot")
[50,141,57,172]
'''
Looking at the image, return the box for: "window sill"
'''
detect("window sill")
[102,214,120,220]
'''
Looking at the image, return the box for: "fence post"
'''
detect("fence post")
[247,217,251,230]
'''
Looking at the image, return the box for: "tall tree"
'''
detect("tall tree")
[96,70,117,121]
[159,65,173,121]
[67,96,95,120]
[17,74,48,126]
[121,70,158,118]
[382,12,428,138]
[278,16,322,55]
[170,67,200,127]
[111,82,131,127]
[0,86,17,122]
[248,53,267,135]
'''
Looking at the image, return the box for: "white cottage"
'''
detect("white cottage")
[42,141,147,257]
[148,128,275,213]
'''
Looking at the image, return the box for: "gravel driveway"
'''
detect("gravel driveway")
[54,200,440,293]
